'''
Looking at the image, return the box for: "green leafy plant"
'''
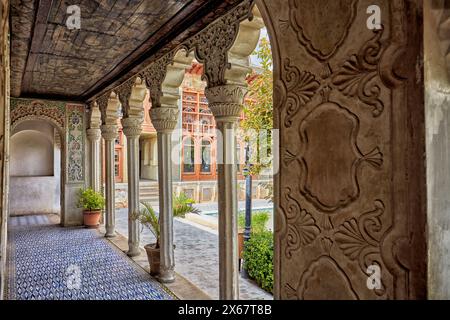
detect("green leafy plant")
[133,201,160,248]
[77,188,105,211]
[238,210,270,234]
[173,192,200,218]
[243,231,274,293]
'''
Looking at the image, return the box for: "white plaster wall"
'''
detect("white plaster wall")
[9,121,61,215]
[425,2,450,299]
[10,130,54,176]
[140,137,158,180]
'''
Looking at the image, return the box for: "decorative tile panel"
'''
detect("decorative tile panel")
[66,104,85,183]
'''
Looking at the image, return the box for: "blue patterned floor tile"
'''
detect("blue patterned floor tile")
[5,216,175,300]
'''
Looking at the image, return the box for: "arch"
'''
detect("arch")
[9,118,65,219]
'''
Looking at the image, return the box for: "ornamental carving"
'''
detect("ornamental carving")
[204,85,248,119]
[100,124,119,141]
[332,30,384,117]
[141,52,175,108]
[282,59,320,127]
[67,105,85,183]
[121,117,144,138]
[11,99,65,130]
[284,188,320,258]
[284,0,358,61]
[285,100,383,213]
[116,77,136,118]
[183,0,254,87]
[335,201,386,296]
[149,107,179,132]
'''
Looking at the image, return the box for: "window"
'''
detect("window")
[201,140,211,173]
[183,137,195,173]
[236,143,242,172]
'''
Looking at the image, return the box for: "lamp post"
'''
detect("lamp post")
[244,142,252,243]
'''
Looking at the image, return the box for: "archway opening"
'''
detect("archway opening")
[9,119,63,223]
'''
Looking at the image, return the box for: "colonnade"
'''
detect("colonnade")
[85,1,263,299]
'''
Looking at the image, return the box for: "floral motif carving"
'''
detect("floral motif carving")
[116,77,136,118]
[141,52,175,108]
[284,188,320,258]
[282,58,320,127]
[332,30,384,117]
[11,99,65,130]
[334,200,386,296]
[183,0,254,87]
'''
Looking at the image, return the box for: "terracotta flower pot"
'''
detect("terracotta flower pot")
[144,244,160,276]
[83,210,102,228]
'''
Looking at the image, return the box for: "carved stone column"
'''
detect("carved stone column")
[121,117,143,257]
[150,106,179,283]
[86,128,101,192]
[205,84,247,300]
[100,124,118,238]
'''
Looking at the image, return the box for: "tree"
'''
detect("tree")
[241,36,273,177]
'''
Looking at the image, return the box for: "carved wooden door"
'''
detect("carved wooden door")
[259,0,427,299]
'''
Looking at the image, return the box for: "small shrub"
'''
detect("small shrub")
[243,231,274,293]
[173,192,200,218]
[77,188,105,211]
[238,211,270,234]
[133,202,160,248]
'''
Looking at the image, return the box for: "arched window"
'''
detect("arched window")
[201,139,212,173]
[183,137,195,173]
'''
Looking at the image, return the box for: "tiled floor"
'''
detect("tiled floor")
[5,214,174,300]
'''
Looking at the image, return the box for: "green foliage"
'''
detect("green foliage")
[241,37,273,176]
[173,192,200,218]
[133,202,160,248]
[238,211,270,234]
[243,231,274,293]
[77,188,105,211]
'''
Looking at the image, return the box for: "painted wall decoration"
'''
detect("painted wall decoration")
[10,98,65,130]
[66,104,85,183]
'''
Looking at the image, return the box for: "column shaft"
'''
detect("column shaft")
[87,128,101,192]
[100,125,118,239]
[122,117,143,257]
[217,120,239,300]
[157,131,175,283]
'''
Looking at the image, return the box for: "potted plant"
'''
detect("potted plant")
[77,188,105,228]
[133,194,199,276]
[133,202,161,276]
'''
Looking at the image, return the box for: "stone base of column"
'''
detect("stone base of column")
[105,231,116,238]
[127,247,141,257]
[157,270,176,284]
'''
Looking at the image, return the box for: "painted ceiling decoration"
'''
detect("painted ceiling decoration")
[10,0,244,102]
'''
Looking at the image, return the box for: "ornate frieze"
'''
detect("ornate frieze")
[11,99,65,130]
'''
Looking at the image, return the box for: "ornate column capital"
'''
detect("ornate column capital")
[121,117,143,138]
[205,84,248,121]
[86,128,101,141]
[100,124,119,141]
[150,107,179,133]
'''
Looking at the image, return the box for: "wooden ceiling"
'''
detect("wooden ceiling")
[10,0,243,102]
